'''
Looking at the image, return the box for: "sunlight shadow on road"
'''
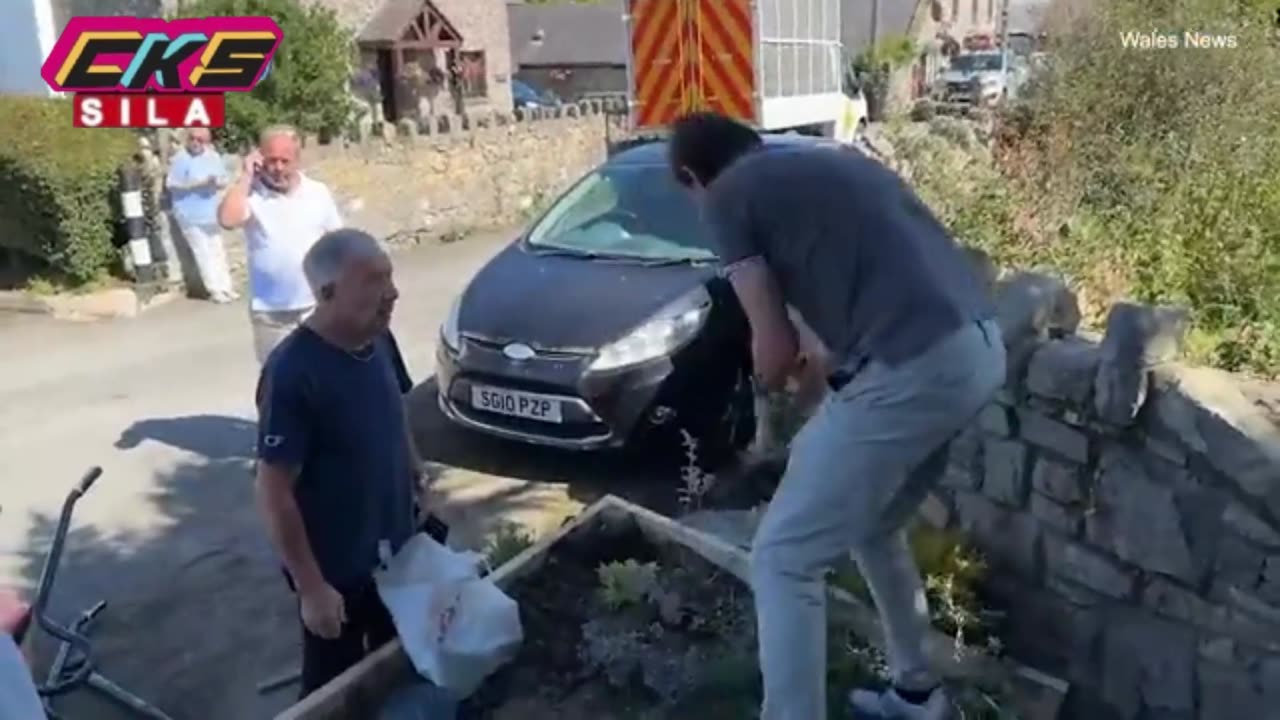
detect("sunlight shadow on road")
[115,414,257,461]
[13,455,298,720]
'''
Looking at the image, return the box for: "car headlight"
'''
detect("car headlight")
[588,286,711,372]
[440,295,461,352]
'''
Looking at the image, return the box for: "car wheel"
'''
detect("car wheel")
[669,364,756,473]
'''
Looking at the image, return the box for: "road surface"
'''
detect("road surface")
[0,229,695,719]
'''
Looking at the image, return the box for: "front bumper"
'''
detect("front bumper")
[435,336,674,451]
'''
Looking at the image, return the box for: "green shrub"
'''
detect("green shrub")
[0,97,136,284]
[894,0,1280,376]
[170,0,356,150]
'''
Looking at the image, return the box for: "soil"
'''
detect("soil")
[459,512,763,719]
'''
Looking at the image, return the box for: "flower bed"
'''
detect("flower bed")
[277,497,1066,720]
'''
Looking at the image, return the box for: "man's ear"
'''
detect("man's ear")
[319,284,335,301]
[679,166,702,189]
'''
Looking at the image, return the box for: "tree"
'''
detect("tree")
[170,0,357,150]
[851,35,917,121]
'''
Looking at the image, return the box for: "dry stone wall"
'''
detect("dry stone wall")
[214,102,633,280]
[303,102,630,243]
[924,263,1280,720]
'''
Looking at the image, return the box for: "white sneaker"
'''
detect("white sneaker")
[849,685,953,719]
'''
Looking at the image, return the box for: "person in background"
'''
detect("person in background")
[166,128,235,303]
[218,124,343,364]
[668,112,1005,720]
[254,228,422,698]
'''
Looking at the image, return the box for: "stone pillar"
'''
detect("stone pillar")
[138,133,182,286]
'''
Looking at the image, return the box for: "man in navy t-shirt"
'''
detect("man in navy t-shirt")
[254,228,419,697]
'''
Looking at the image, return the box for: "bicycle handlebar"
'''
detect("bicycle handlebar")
[32,467,105,696]
[76,466,102,496]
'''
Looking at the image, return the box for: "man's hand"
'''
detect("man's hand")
[241,149,263,178]
[299,582,346,639]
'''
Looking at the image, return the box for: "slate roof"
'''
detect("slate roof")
[507,0,628,67]
[359,0,462,44]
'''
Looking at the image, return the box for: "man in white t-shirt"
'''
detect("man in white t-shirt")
[218,124,344,363]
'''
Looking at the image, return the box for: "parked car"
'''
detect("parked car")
[436,135,842,465]
[512,78,559,110]
[932,51,1028,111]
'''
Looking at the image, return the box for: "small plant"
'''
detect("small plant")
[596,559,661,610]
[827,524,992,657]
[484,522,535,569]
[676,429,716,512]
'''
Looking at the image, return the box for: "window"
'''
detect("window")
[951,0,960,21]
[526,164,715,262]
[971,0,979,23]
[450,50,487,100]
[989,0,996,23]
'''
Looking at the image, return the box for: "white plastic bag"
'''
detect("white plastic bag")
[374,533,523,698]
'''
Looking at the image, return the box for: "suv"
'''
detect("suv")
[932,51,1027,111]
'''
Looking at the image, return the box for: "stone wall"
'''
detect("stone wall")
[297,102,628,244]
[923,266,1280,719]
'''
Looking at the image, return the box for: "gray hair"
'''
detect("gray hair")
[303,229,385,298]
[259,123,300,147]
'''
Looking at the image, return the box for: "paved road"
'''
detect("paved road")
[0,229,695,720]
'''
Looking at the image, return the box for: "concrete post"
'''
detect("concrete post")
[119,162,156,285]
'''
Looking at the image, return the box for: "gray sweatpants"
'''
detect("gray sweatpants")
[751,319,1006,720]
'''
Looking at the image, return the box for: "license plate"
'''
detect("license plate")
[470,385,563,423]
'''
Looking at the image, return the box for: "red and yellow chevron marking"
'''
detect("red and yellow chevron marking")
[691,0,756,123]
[630,0,757,128]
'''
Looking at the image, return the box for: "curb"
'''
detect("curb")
[0,286,180,321]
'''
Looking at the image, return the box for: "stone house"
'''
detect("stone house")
[319,0,514,122]
[842,0,1004,109]
[1,0,170,96]
[506,0,628,103]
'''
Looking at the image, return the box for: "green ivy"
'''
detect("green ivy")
[0,97,137,284]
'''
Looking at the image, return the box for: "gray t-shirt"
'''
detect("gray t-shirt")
[703,144,993,370]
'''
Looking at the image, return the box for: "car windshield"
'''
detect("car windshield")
[524,163,716,262]
[951,53,1003,73]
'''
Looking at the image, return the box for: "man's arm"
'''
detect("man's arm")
[725,258,800,391]
[255,463,326,593]
[703,185,800,392]
[218,150,259,230]
[217,172,253,230]
[253,369,324,593]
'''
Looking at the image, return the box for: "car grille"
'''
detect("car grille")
[461,334,592,361]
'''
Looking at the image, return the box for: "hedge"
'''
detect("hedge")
[0,96,137,283]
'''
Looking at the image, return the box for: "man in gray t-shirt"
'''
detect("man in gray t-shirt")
[669,113,1006,720]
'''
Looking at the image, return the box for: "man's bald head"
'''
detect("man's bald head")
[257,124,301,192]
[184,127,212,154]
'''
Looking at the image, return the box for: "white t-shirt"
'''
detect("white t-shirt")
[245,174,343,312]
[0,635,45,720]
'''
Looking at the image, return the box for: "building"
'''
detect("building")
[2,0,172,96]
[322,0,513,121]
[506,0,628,103]
[842,0,1004,109]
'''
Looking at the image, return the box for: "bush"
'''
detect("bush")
[896,0,1280,376]
[170,0,356,150]
[0,97,137,283]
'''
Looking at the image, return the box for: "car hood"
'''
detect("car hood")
[458,242,716,351]
[941,70,1002,84]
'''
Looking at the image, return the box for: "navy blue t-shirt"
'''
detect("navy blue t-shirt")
[255,326,416,591]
